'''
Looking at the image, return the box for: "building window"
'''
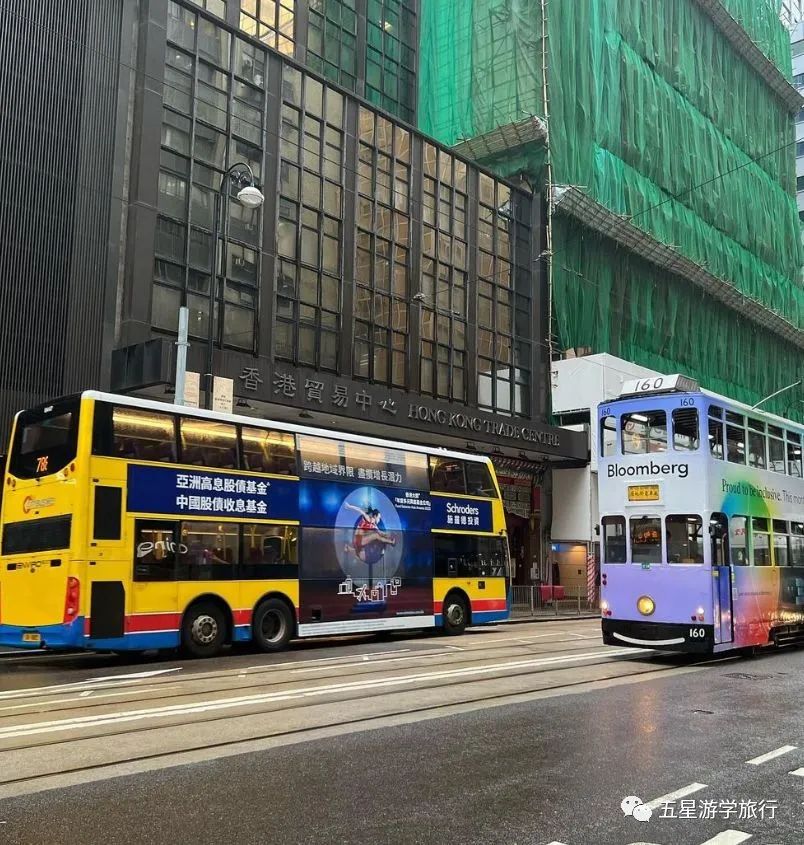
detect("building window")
[364,0,417,123]
[307,0,358,91]
[354,107,410,388]
[797,175,804,192]
[187,0,227,19]
[475,170,532,416]
[240,0,295,55]
[156,3,266,352]
[276,66,345,371]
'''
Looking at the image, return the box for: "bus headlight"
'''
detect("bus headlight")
[637,595,655,616]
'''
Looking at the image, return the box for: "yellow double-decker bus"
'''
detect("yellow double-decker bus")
[0,392,511,657]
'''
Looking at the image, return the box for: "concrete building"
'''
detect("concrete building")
[0,0,586,580]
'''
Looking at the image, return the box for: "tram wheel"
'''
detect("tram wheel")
[182,601,227,658]
[252,598,294,652]
[441,593,469,636]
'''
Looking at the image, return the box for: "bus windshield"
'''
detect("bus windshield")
[8,398,80,479]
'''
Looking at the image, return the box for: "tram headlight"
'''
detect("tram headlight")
[637,595,655,616]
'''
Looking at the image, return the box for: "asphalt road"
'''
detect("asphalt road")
[1,619,802,844]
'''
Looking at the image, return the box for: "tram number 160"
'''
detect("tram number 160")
[688,627,706,639]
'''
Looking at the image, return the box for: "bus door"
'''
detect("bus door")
[710,513,733,645]
[86,481,127,639]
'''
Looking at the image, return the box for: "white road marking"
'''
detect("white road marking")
[0,648,636,740]
[88,669,183,682]
[545,841,568,845]
[789,767,804,776]
[699,831,752,845]
[745,745,796,765]
[646,782,707,810]
[79,691,93,698]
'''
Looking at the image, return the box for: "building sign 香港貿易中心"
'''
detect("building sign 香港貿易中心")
[126,465,299,520]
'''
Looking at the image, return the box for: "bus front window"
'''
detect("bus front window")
[9,399,79,479]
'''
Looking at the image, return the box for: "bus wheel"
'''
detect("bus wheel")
[182,602,226,658]
[253,598,294,652]
[442,593,468,636]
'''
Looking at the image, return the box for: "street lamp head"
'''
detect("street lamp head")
[237,185,265,208]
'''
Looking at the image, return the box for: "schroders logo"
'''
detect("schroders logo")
[607,462,689,480]
[446,502,480,517]
[23,496,56,513]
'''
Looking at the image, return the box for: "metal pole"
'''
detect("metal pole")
[205,191,221,411]
[175,306,190,405]
[750,380,801,411]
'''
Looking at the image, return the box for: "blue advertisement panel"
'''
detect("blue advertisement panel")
[126,465,299,521]
[430,495,493,532]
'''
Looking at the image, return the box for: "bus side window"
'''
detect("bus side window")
[465,462,495,497]
[96,405,177,463]
[709,513,729,566]
[180,418,237,469]
[729,515,749,566]
[430,457,467,494]
[241,427,297,475]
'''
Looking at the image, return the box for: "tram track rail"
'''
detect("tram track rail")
[0,652,708,794]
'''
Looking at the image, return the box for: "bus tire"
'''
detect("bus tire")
[182,601,226,658]
[253,598,294,652]
[441,592,469,636]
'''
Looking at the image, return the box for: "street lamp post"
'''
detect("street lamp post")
[205,162,265,410]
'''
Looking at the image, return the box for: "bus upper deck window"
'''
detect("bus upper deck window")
[465,462,495,497]
[10,398,80,479]
[708,413,724,460]
[787,432,802,478]
[110,407,176,463]
[180,418,237,469]
[600,415,617,457]
[430,457,467,494]
[602,516,627,564]
[725,412,746,465]
[241,428,296,475]
[672,408,699,452]
[621,410,667,454]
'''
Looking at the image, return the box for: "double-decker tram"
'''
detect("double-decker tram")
[0,392,510,657]
[599,375,804,654]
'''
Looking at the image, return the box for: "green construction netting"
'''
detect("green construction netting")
[552,217,804,421]
[719,0,792,77]
[419,0,804,405]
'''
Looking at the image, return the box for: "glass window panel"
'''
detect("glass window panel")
[708,415,724,460]
[621,411,667,455]
[179,418,237,468]
[601,415,617,457]
[748,429,767,469]
[134,521,179,582]
[730,515,749,565]
[110,407,176,463]
[602,516,626,563]
[242,524,298,576]
[630,516,662,564]
[672,408,699,452]
[178,521,238,579]
[429,457,466,494]
[666,514,704,564]
[241,427,296,474]
[726,425,746,464]
[769,437,785,474]
[788,436,803,477]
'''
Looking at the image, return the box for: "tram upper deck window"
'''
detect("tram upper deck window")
[672,408,699,452]
[600,415,617,457]
[747,419,766,469]
[708,406,724,460]
[630,516,662,564]
[790,523,804,565]
[621,411,667,455]
[666,514,704,563]
[768,426,785,474]
[725,412,746,465]
[602,516,627,564]
[787,432,802,477]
